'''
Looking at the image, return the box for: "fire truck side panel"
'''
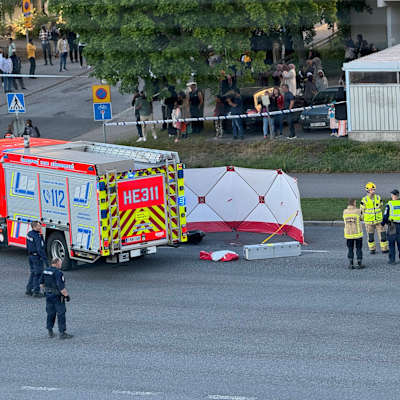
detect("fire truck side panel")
[67,176,100,254]
[39,173,69,226]
[4,165,40,246]
[0,164,7,218]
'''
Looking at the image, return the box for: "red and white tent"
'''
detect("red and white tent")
[184,166,304,243]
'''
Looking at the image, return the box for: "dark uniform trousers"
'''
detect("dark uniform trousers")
[26,255,44,294]
[388,222,400,263]
[346,238,363,261]
[26,229,48,294]
[46,295,66,333]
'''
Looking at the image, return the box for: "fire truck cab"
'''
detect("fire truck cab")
[0,139,187,269]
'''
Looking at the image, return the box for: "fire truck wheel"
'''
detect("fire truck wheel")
[47,232,72,271]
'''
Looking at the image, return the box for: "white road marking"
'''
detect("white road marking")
[112,390,162,396]
[21,386,60,392]
[207,395,257,400]
[301,249,329,253]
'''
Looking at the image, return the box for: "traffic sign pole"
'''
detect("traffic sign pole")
[92,84,112,142]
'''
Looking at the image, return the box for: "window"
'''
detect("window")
[350,71,398,84]
[312,90,339,105]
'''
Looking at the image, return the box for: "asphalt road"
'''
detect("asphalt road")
[2,227,400,400]
[294,173,400,198]
[0,64,131,141]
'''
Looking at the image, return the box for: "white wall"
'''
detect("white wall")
[350,84,400,131]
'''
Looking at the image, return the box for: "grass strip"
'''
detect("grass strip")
[119,126,400,173]
[301,198,389,221]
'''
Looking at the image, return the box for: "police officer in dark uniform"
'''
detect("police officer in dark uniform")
[381,189,400,265]
[40,257,73,339]
[25,221,48,297]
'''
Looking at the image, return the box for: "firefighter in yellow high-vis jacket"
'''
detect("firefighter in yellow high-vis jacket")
[343,199,365,269]
[360,182,389,254]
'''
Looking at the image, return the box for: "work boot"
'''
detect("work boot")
[357,260,365,269]
[32,292,44,298]
[48,329,55,338]
[388,260,396,265]
[25,290,32,296]
[59,332,73,340]
[370,250,376,255]
[348,259,355,269]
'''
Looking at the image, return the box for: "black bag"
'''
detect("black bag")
[186,230,205,244]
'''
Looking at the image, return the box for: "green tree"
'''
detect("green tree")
[49,0,337,96]
[1,0,20,21]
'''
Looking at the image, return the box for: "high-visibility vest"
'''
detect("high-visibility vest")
[361,194,383,223]
[343,206,363,239]
[388,200,400,222]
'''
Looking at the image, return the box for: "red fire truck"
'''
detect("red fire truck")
[0,138,187,269]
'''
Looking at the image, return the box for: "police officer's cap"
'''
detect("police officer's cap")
[391,189,399,196]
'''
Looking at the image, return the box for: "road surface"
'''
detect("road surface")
[2,227,400,400]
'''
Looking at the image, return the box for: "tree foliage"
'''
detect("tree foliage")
[1,0,20,20]
[49,0,337,95]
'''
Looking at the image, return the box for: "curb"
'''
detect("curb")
[304,221,344,226]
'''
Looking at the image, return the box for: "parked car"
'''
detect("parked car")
[300,86,346,131]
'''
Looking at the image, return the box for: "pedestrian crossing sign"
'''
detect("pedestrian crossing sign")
[7,93,25,113]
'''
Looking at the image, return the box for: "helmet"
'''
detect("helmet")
[365,182,376,191]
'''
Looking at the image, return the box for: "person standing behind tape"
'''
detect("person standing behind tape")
[26,221,49,297]
[39,25,52,66]
[26,39,37,78]
[135,91,157,142]
[57,34,69,72]
[2,53,13,93]
[343,199,365,269]
[131,90,143,142]
[360,182,388,254]
[40,258,73,339]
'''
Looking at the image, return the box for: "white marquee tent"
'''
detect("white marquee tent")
[184,167,304,243]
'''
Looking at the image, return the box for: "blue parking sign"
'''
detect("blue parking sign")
[93,103,112,121]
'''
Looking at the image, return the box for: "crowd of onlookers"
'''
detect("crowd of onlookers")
[132,82,206,143]
[0,24,88,94]
[210,49,332,140]
[131,50,333,142]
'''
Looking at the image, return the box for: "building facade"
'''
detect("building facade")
[350,0,400,49]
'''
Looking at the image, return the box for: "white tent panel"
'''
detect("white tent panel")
[265,174,303,222]
[184,186,199,216]
[235,167,278,196]
[283,173,301,199]
[184,167,225,196]
[237,203,278,231]
[206,171,258,223]
[187,203,230,232]
[184,167,304,243]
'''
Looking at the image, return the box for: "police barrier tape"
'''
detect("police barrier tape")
[104,101,346,127]
[0,73,89,78]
